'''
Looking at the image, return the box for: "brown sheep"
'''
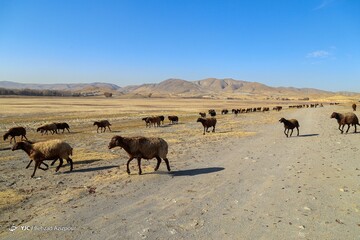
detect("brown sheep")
[168,115,179,124]
[352,103,357,111]
[54,122,70,133]
[108,135,171,175]
[197,118,217,135]
[94,120,112,133]
[12,139,73,178]
[199,112,206,118]
[3,127,28,143]
[37,123,58,135]
[330,112,359,134]
[279,118,300,137]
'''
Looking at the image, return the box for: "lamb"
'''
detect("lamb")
[197,117,217,135]
[330,112,359,134]
[37,123,58,135]
[94,120,112,133]
[3,127,28,143]
[168,115,179,124]
[108,135,171,175]
[352,103,357,111]
[279,118,300,137]
[54,122,70,133]
[143,117,161,127]
[11,139,73,178]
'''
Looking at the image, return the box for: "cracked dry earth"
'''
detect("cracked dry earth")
[1,105,360,240]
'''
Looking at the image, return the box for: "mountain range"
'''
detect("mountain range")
[0,78,357,99]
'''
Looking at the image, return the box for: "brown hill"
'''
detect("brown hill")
[119,78,335,99]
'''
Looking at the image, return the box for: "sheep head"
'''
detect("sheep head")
[12,141,26,151]
[108,136,123,149]
[196,118,204,123]
[330,112,338,119]
[93,122,99,126]
[3,133,8,141]
[279,118,286,123]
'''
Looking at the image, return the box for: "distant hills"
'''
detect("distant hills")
[0,78,358,99]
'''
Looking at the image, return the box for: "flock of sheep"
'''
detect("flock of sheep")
[2,103,358,178]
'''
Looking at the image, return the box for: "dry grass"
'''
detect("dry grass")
[0,189,24,208]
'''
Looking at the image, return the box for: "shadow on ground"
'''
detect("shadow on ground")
[65,165,118,173]
[297,134,319,137]
[167,167,225,177]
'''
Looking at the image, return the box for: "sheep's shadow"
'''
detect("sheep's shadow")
[0,147,11,151]
[64,165,118,173]
[73,159,101,165]
[111,130,121,133]
[297,134,319,137]
[167,167,225,177]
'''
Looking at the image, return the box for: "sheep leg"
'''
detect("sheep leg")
[137,157,142,175]
[212,125,215,133]
[339,124,344,134]
[38,162,49,171]
[51,159,57,166]
[154,157,161,171]
[284,128,288,137]
[296,127,299,136]
[10,136,14,144]
[108,126,112,132]
[66,157,73,171]
[345,124,351,133]
[289,129,293,137]
[22,135,28,141]
[203,127,206,135]
[26,160,33,169]
[56,158,64,172]
[31,161,40,178]
[163,158,171,172]
[126,157,134,174]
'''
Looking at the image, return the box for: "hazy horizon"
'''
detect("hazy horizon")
[0,0,359,92]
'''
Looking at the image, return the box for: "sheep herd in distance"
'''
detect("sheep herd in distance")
[2,101,359,178]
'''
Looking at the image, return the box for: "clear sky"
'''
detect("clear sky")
[0,0,359,91]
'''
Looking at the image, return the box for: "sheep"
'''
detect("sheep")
[144,117,161,127]
[352,103,357,111]
[208,109,216,117]
[330,112,359,134]
[279,118,300,137]
[221,109,228,115]
[199,112,206,118]
[94,120,112,133]
[54,122,70,133]
[168,115,179,124]
[197,117,217,135]
[37,123,58,135]
[158,115,165,125]
[11,139,73,178]
[3,127,28,143]
[142,117,150,127]
[108,135,171,175]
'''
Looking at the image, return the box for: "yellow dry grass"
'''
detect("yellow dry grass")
[0,189,24,208]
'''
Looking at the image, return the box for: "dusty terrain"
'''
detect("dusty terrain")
[0,97,359,239]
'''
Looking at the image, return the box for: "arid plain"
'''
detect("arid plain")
[0,96,359,239]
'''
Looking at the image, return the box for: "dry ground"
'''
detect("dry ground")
[0,96,359,239]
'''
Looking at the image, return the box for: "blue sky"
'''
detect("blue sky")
[0,0,359,91]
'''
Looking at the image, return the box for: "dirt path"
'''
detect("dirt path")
[1,106,360,239]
